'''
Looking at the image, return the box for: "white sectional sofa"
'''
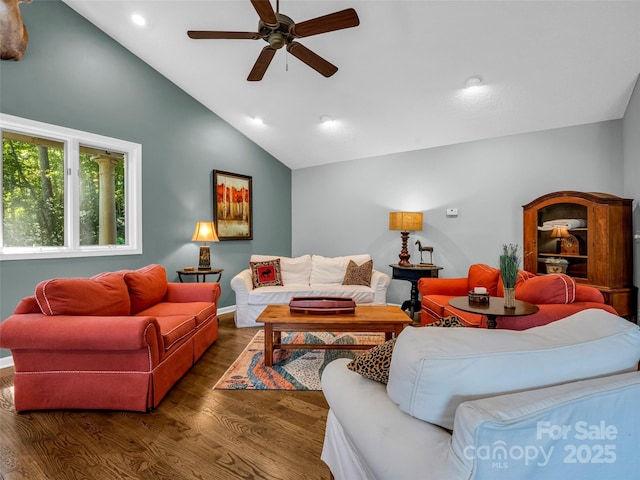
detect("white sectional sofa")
[230,254,391,327]
[321,309,640,480]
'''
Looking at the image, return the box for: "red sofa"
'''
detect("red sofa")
[0,264,220,412]
[419,263,618,330]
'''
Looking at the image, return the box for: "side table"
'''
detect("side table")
[176,268,223,283]
[448,296,539,329]
[390,263,443,319]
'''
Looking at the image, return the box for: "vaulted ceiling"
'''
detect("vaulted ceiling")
[63,1,640,170]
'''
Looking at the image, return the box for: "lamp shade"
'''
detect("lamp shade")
[389,212,423,231]
[192,221,219,243]
[550,226,569,238]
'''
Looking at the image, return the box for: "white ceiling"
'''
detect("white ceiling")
[62,0,640,170]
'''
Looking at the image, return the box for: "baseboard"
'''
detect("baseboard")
[0,355,14,370]
[218,305,235,315]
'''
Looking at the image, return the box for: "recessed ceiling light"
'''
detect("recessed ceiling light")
[251,116,264,125]
[319,115,334,125]
[465,75,484,89]
[131,13,147,27]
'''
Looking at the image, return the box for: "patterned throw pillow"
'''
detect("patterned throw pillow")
[250,259,283,288]
[342,259,373,287]
[426,316,466,328]
[347,338,396,384]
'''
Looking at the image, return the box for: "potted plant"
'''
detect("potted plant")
[499,244,520,308]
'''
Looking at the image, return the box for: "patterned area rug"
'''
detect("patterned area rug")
[213,330,386,390]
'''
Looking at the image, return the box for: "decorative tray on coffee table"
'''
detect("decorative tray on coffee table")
[288,296,356,314]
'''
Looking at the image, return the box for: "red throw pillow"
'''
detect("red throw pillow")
[516,274,577,304]
[124,264,168,313]
[250,259,283,288]
[467,264,500,296]
[35,272,130,316]
[497,269,536,296]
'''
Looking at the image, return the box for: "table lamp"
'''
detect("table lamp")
[389,212,423,266]
[550,226,578,255]
[192,221,219,270]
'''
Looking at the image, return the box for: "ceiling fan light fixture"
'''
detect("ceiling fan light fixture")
[465,75,484,89]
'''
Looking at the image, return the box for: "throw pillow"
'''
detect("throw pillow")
[34,272,130,316]
[426,316,466,328]
[516,273,576,304]
[250,259,283,288]
[123,264,168,314]
[467,264,500,296]
[347,338,396,384]
[342,259,373,287]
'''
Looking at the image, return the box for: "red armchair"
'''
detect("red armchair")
[419,263,618,330]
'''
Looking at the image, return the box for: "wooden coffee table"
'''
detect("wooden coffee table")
[448,296,539,329]
[256,305,411,367]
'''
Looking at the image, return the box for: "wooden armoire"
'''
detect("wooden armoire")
[523,191,636,321]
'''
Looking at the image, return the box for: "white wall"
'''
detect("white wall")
[292,120,624,306]
[622,74,640,319]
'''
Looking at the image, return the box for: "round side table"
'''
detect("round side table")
[448,296,539,329]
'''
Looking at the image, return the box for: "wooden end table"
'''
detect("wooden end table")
[256,305,411,367]
[448,296,539,329]
[390,263,443,318]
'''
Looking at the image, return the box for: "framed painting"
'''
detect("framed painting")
[213,170,253,240]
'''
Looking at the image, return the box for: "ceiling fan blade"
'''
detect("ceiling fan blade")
[247,46,277,81]
[290,8,359,38]
[250,0,278,27]
[188,31,261,40]
[286,42,338,78]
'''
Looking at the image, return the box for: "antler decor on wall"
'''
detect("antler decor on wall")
[0,0,31,61]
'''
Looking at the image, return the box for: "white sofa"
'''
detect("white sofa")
[230,254,391,328]
[321,309,640,480]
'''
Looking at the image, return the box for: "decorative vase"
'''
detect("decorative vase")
[504,287,516,309]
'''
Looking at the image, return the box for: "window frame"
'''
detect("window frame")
[0,113,142,260]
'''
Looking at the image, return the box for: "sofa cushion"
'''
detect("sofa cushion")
[250,254,311,285]
[422,294,453,321]
[250,259,283,288]
[347,338,396,384]
[516,273,576,304]
[34,272,130,316]
[137,302,216,327]
[387,309,640,430]
[310,254,371,284]
[124,264,168,314]
[466,264,500,296]
[154,315,196,352]
[342,259,373,287]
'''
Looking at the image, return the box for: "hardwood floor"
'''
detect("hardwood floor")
[0,313,332,480]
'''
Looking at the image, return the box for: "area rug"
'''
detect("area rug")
[213,330,386,391]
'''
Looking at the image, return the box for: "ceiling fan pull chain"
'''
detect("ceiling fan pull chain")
[286,48,289,72]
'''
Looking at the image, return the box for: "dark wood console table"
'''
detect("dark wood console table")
[176,268,223,283]
[390,263,443,319]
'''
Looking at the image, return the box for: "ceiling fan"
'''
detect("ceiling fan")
[187,0,360,81]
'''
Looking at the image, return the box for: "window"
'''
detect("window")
[1,114,142,260]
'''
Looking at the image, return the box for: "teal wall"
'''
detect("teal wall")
[0,0,292,357]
